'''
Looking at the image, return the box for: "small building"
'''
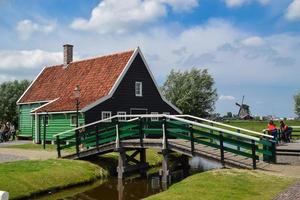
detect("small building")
[17,45,181,143]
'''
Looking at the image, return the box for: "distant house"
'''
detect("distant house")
[17,45,181,143]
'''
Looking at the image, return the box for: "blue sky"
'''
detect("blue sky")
[0,0,300,117]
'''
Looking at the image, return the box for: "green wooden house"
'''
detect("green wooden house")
[17,45,180,143]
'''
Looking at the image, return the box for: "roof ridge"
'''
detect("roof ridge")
[45,49,135,69]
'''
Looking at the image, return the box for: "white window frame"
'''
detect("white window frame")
[151,112,159,121]
[102,111,112,122]
[70,114,77,127]
[135,81,143,97]
[117,111,126,121]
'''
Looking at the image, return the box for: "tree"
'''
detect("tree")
[161,68,218,117]
[294,93,300,118]
[0,80,30,126]
[226,112,233,118]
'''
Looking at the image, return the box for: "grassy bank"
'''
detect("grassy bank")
[145,169,296,200]
[0,159,108,199]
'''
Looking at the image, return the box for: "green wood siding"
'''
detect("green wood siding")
[19,103,43,137]
[37,113,85,142]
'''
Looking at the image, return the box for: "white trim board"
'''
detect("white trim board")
[82,47,182,113]
[17,66,47,104]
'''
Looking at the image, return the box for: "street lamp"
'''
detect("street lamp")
[73,85,81,156]
[73,85,81,128]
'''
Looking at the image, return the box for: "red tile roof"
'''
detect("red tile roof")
[18,50,134,112]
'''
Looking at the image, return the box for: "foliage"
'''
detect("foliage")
[161,68,217,117]
[0,159,107,199]
[145,169,295,200]
[0,80,30,125]
[294,93,300,117]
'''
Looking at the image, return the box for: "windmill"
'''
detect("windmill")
[235,96,253,120]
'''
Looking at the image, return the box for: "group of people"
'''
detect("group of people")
[0,122,16,143]
[267,120,293,143]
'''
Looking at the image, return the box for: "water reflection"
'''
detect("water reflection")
[68,175,166,200]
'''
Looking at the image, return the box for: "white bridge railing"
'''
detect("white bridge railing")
[53,114,272,142]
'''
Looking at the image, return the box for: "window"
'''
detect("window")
[135,81,143,97]
[102,111,112,122]
[151,112,159,121]
[117,112,126,121]
[70,115,77,126]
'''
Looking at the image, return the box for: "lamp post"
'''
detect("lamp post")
[73,85,81,128]
[73,85,81,156]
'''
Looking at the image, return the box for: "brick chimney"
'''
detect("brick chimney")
[63,44,73,67]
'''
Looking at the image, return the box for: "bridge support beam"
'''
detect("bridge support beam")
[160,149,170,185]
[117,148,149,179]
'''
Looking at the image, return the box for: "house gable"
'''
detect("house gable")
[85,49,181,123]
[82,47,181,114]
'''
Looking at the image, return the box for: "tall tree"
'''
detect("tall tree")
[161,68,218,117]
[0,80,30,125]
[294,93,300,118]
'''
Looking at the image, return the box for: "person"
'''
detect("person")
[280,120,292,143]
[10,123,16,141]
[267,120,278,143]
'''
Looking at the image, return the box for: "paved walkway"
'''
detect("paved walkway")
[265,139,300,199]
[0,140,57,163]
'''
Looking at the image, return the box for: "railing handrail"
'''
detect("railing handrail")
[175,115,273,139]
[291,126,300,129]
[53,114,166,137]
[53,114,261,142]
[168,115,260,141]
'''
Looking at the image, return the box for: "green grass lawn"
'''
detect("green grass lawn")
[0,159,108,200]
[1,143,75,153]
[145,169,296,200]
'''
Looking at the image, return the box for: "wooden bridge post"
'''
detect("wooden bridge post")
[95,125,99,151]
[139,117,144,147]
[75,129,80,157]
[219,132,225,167]
[251,140,257,169]
[160,149,170,184]
[117,148,126,179]
[139,148,147,177]
[56,135,61,158]
[115,119,120,149]
[162,117,168,150]
[237,129,241,151]
[189,125,195,156]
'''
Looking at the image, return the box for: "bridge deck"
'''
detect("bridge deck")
[63,138,270,170]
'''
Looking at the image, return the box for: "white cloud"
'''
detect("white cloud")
[285,0,300,21]
[71,0,198,33]
[16,19,56,40]
[241,36,265,46]
[0,49,61,70]
[223,0,271,8]
[219,95,236,101]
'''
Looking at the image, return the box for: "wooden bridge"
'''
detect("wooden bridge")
[53,114,276,182]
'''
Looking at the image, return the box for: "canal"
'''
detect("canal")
[33,156,222,200]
